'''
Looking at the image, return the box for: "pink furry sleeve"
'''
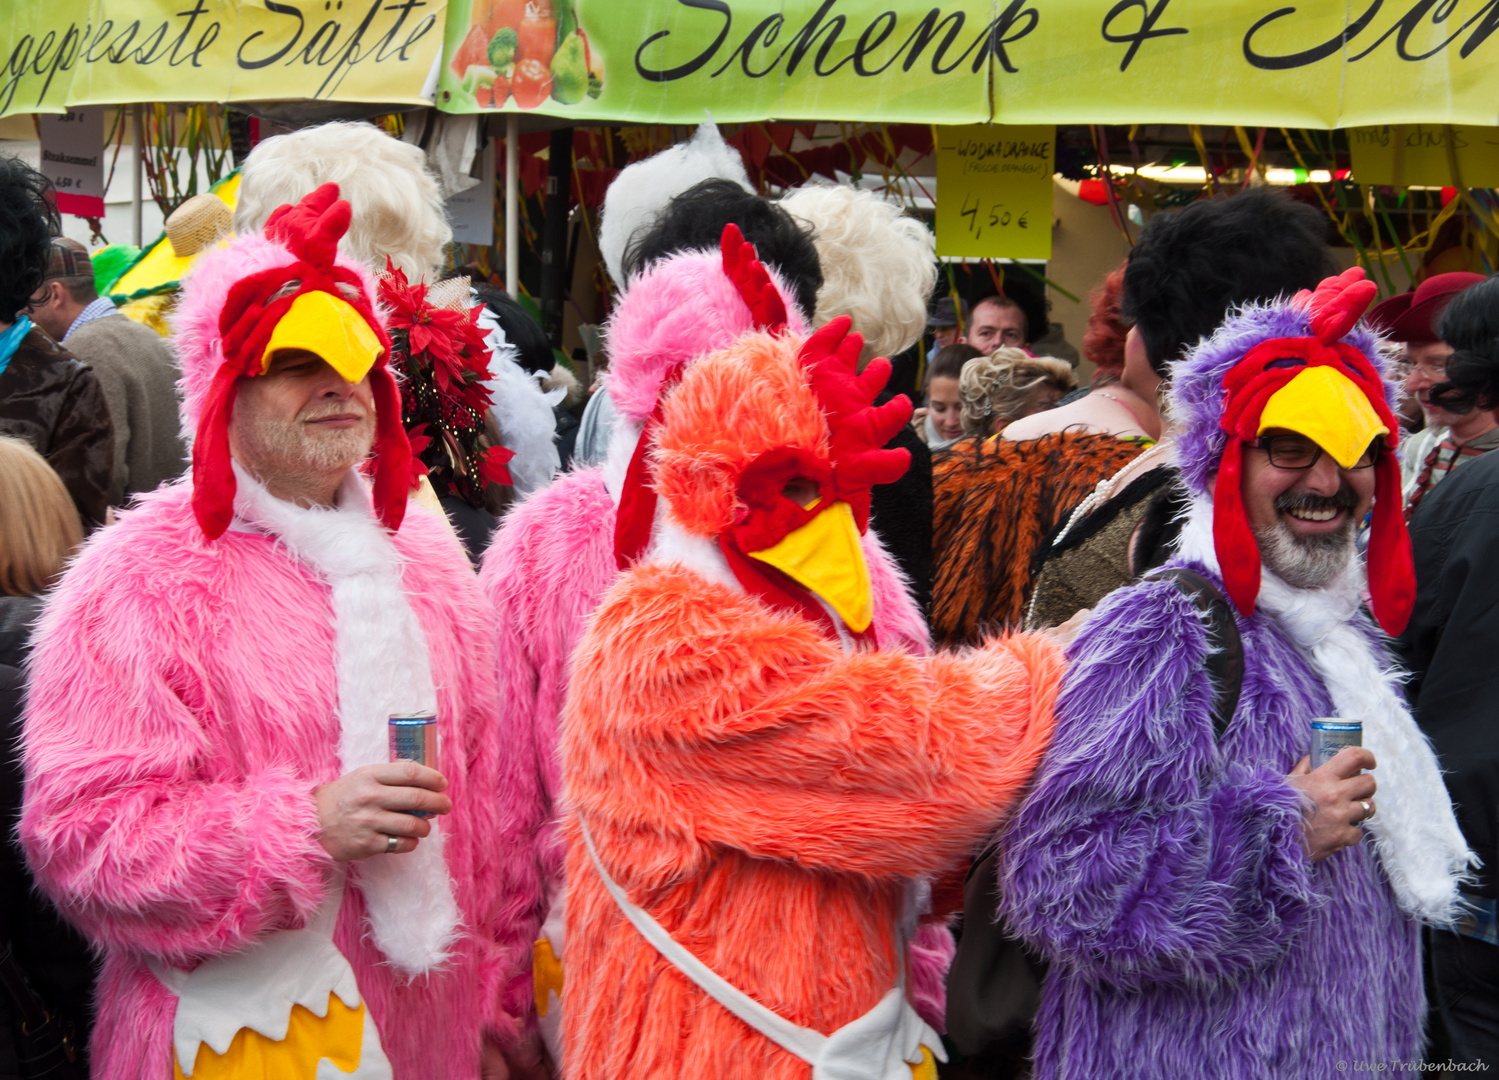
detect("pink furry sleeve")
[403,510,549,1050]
[565,565,1062,880]
[19,574,333,965]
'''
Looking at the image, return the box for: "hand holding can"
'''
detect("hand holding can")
[390,714,439,817]
[1310,719,1362,769]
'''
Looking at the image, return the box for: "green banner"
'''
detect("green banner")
[437,0,995,123]
[434,0,1499,128]
[7,0,1499,127]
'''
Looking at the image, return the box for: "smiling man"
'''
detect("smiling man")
[998,270,1472,1080]
[19,187,543,1079]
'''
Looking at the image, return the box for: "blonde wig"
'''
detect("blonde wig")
[232,122,451,283]
[781,182,936,363]
[0,437,83,597]
[959,349,1076,435]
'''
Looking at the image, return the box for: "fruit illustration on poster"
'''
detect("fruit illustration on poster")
[449,0,604,111]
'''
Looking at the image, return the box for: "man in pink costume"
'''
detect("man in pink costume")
[19,187,543,1078]
[479,200,949,1058]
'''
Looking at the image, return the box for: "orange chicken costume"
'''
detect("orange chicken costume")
[560,247,1065,1079]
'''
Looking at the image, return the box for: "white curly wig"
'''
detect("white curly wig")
[780,181,937,363]
[232,121,451,284]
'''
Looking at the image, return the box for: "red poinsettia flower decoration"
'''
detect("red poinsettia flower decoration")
[478,444,515,487]
[378,260,497,414]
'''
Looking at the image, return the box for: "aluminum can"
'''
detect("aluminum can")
[1310,719,1361,769]
[389,713,438,817]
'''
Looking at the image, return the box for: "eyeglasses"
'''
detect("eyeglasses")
[1253,433,1378,470]
[1397,358,1448,380]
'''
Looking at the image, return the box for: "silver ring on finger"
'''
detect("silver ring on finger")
[385,833,400,855]
[1359,800,1373,825]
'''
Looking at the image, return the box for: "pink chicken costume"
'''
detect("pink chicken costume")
[559,244,1064,1080]
[19,187,543,1079]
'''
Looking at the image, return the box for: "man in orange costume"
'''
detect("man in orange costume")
[560,231,1064,1079]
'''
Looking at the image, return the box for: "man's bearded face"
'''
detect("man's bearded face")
[1240,429,1377,590]
[229,349,377,493]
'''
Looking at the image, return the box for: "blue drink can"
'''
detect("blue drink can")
[1311,719,1361,769]
[389,713,438,817]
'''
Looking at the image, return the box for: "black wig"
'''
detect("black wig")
[621,178,823,323]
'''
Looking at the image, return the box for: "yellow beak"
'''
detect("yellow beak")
[747,500,873,633]
[1257,365,1389,469]
[259,290,384,384]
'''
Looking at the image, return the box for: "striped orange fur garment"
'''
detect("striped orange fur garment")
[931,431,1148,645]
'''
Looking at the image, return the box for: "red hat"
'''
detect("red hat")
[186,184,411,540]
[1367,272,1486,344]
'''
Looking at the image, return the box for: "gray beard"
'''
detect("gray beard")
[1253,515,1356,590]
[234,409,376,496]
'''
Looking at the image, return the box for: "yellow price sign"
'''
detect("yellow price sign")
[935,124,1054,261]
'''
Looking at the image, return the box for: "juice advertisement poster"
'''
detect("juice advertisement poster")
[440,0,603,113]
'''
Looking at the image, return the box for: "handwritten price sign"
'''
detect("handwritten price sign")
[936,124,1054,261]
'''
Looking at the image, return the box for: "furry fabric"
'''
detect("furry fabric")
[1175,499,1472,921]
[229,463,458,972]
[1167,299,1394,498]
[652,331,829,538]
[20,480,545,1077]
[999,549,1430,1079]
[561,562,1062,1080]
[475,301,561,497]
[602,248,808,427]
[477,464,933,894]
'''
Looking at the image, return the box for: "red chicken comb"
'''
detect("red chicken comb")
[721,223,788,334]
[1293,267,1378,345]
[798,315,912,531]
[263,182,349,269]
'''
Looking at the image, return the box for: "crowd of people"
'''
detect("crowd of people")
[0,119,1495,1080]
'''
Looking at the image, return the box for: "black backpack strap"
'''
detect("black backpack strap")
[1150,567,1244,741]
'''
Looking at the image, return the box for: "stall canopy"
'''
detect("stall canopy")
[6,1,1499,127]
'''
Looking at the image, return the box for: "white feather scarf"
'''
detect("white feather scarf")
[1176,498,1473,923]
[474,301,562,497]
[232,464,461,974]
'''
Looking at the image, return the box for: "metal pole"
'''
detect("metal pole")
[505,113,519,299]
[131,104,143,247]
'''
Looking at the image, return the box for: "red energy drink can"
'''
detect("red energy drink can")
[389,713,438,817]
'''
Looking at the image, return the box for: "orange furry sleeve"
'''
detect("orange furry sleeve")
[564,565,1062,880]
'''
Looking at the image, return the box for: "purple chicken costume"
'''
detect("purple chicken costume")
[999,273,1473,1079]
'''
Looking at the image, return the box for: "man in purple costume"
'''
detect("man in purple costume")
[1000,269,1473,1079]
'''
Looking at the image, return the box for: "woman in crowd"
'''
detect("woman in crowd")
[918,343,980,448]
[0,437,92,1078]
[957,349,1075,439]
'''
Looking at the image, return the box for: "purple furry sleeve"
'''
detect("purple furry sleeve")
[997,579,1314,990]
[19,580,331,965]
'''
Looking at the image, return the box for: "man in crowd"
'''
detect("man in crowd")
[966,293,1030,353]
[20,187,543,1078]
[927,295,970,360]
[1367,272,1494,515]
[28,237,186,506]
[1395,273,1499,1070]
[1000,269,1471,1079]
[0,158,112,530]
